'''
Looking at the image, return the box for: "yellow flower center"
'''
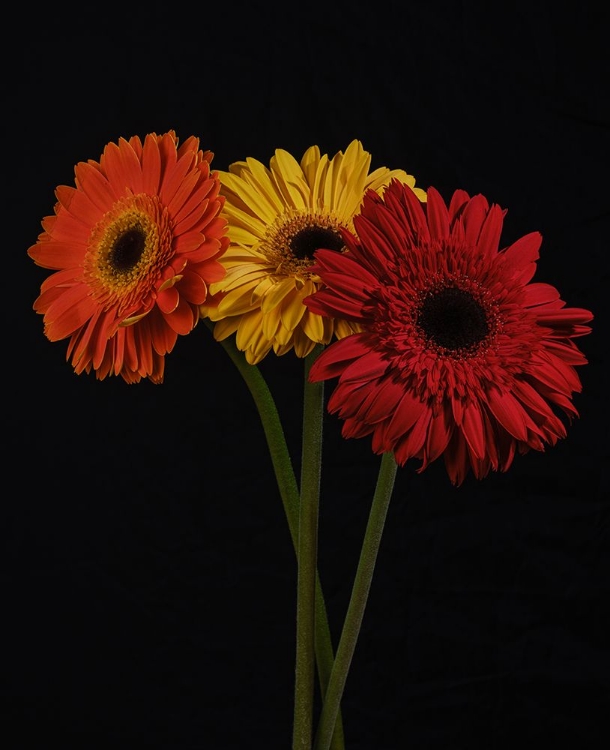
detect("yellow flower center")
[263,210,346,276]
[84,194,173,314]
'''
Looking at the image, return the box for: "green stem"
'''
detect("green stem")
[206,323,344,749]
[313,452,398,750]
[293,348,324,750]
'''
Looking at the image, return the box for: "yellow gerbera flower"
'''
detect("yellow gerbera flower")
[200,139,426,364]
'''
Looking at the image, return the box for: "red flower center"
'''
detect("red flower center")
[417,286,490,352]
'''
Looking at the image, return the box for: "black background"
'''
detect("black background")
[4,2,609,749]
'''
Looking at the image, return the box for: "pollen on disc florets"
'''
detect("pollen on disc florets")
[84,194,173,314]
[416,279,502,358]
[375,272,502,356]
[263,210,347,277]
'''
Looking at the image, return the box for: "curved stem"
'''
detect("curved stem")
[205,323,344,749]
[314,452,398,750]
[293,348,324,750]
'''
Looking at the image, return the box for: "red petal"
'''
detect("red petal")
[486,387,529,441]
[461,194,490,248]
[425,187,450,241]
[314,248,379,288]
[304,288,366,321]
[371,180,429,242]
[536,307,593,326]
[308,335,370,381]
[340,349,388,382]
[544,340,588,366]
[447,190,471,221]
[499,232,542,284]
[443,428,472,486]
[395,409,432,462]
[360,375,405,423]
[328,380,370,419]
[476,203,504,259]
[511,379,558,420]
[522,282,561,307]
[529,351,581,393]
[352,214,399,265]
[385,391,427,443]
[423,405,454,465]
[461,400,486,460]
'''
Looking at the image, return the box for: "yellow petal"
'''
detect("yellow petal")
[217,284,260,315]
[261,277,298,312]
[302,308,325,343]
[220,171,280,224]
[299,145,322,185]
[270,149,310,209]
[280,285,307,331]
[240,157,286,214]
[217,266,266,294]
[262,303,282,339]
[213,316,240,338]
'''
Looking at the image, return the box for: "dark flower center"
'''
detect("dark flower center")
[110,228,146,272]
[290,226,344,261]
[418,287,489,350]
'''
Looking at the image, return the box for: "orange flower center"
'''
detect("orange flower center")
[84,194,173,315]
[264,211,346,276]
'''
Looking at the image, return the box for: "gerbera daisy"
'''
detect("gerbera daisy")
[200,140,426,364]
[305,181,593,485]
[28,131,229,384]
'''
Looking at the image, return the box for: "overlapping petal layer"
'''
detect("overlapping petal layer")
[305,181,593,485]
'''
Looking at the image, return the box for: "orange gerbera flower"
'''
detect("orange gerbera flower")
[28,131,229,384]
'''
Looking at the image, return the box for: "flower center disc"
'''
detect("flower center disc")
[109,228,146,272]
[84,194,172,314]
[418,287,489,351]
[290,225,345,260]
[265,212,345,275]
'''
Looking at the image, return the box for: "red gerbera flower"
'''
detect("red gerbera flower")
[28,131,229,384]
[305,180,593,485]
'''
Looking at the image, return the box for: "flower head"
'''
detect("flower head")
[305,181,593,485]
[28,131,229,384]
[201,140,426,364]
